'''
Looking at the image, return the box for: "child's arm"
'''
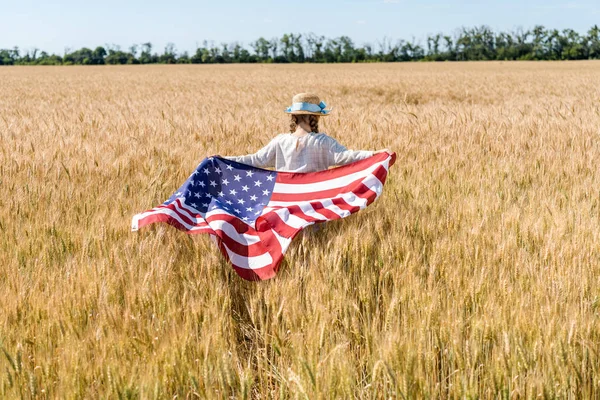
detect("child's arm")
[326,136,374,166]
[222,137,277,168]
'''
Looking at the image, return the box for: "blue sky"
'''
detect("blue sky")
[1,0,598,54]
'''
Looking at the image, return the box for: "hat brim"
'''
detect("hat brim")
[285,110,330,116]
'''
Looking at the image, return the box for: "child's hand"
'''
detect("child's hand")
[374,149,391,155]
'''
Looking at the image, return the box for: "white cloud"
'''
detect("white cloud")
[356,20,367,25]
[383,0,400,3]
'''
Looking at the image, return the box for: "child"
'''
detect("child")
[223,93,389,171]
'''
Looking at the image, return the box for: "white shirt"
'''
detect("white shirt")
[223,132,374,173]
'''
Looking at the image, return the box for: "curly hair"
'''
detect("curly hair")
[290,114,320,134]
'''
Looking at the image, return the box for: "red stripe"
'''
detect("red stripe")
[213,230,269,257]
[259,212,303,239]
[232,265,277,281]
[353,183,379,206]
[212,237,278,281]
[309,201,342,220]
[275,152,390,185]
[331,197,361,214]
[136,212,211,233]
[389,152,396,167]
[151,199,206,228]
[283,205,324,224]
[161,198,197,216]
[372,164,389,185]
[205,213,259,235]
[271,175,368,202]
[257,228,285,275]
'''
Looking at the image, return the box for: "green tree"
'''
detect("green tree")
[588,25,600,59]
[139,42,157,64]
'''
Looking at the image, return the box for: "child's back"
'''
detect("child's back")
[225,131,373,173]
[224,93,388,173]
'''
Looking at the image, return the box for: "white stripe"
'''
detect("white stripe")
[209,220,261,245]
[131,208,209,232]
[295,202,329,221]
[340,191,369,209]
[132,214,141,231]
[318,199,349,218]
[267,170,383,207]
[362,174,384,196]
[172,200,204,222]
[267,172,383,207]
[273,161,383,194]
[223,243,273,270]
[273,208,314,230]
[273,230,292,254]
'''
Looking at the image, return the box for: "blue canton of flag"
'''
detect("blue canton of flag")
[164,156,277,225]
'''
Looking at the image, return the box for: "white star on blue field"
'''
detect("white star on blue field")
[165,157,276,224]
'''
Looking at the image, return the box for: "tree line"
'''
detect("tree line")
[2,25,600,65]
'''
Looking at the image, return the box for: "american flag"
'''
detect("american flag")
[132,152,396,280]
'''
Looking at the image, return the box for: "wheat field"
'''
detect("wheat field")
[1,62,599,398]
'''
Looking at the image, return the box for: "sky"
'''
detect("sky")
[1,0,599,54]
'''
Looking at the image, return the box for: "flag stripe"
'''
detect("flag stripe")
[222,242,273,270]
[273,161,384,194]
[260,212,304,239]
[275,152,390,184]
[270,175,371,202]
[309,201,343,220]
[134,207,210,232]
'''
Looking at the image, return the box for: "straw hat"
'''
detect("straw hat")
[284,93,332,116]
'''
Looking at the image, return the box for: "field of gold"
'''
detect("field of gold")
[1,62,600,398]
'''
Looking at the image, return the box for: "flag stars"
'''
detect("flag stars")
[168,160,277,225]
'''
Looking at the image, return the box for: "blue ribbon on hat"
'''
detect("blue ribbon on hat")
[285,101,331,115]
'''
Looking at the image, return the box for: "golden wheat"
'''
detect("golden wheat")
[1,62,599,398]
